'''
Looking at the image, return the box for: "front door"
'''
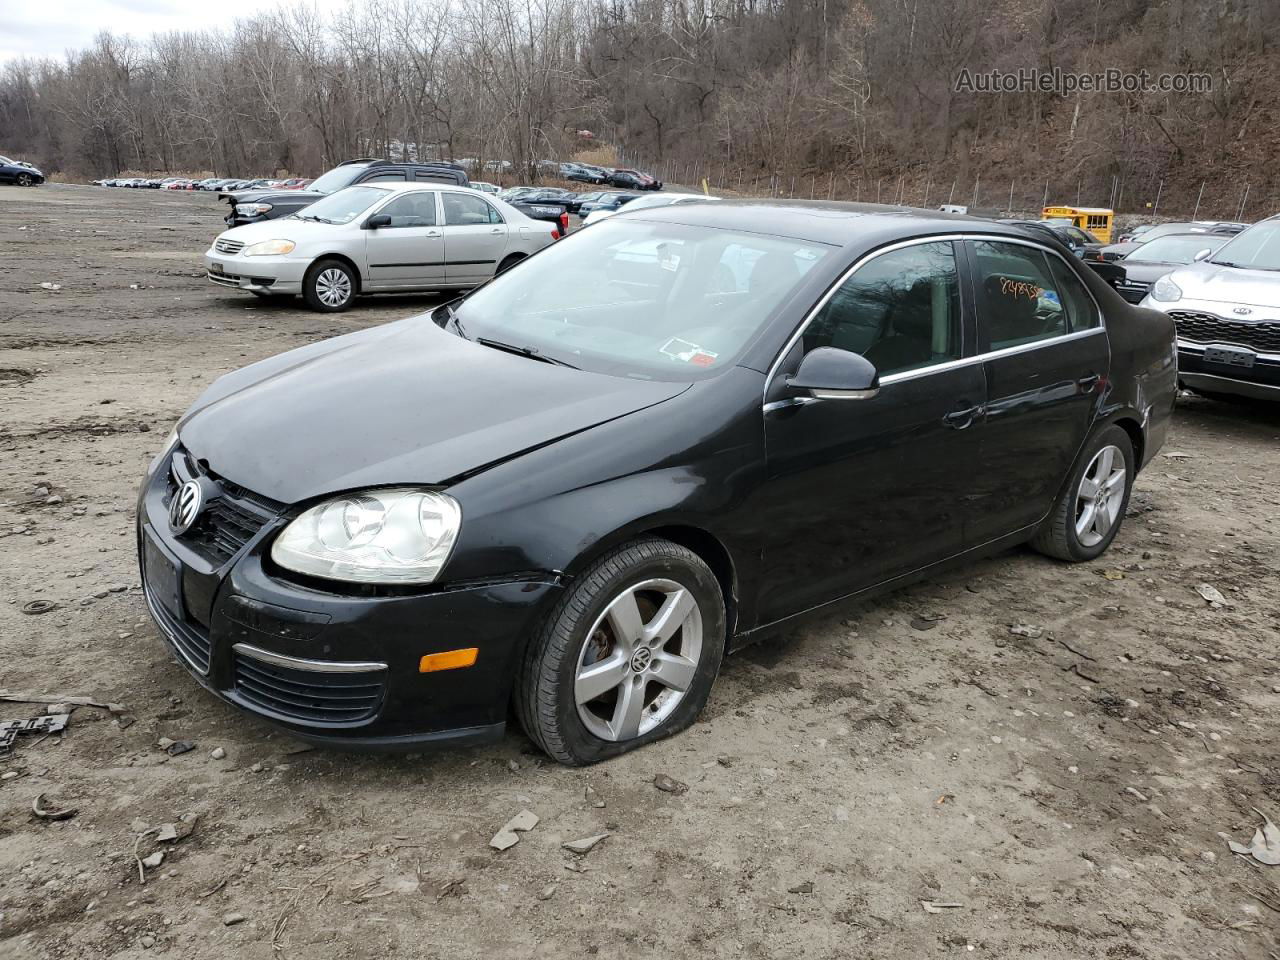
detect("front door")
[441,192,509,285]
[964,239,1110,543]
[362,191,445,288]
[755,240,987,624]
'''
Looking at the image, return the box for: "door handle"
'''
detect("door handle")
[943,404,982,430]
[1077,373,1101,392]
[425,229,441,237]
[489,228,503,234]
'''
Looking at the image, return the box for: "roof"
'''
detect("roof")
[615,199,1027,247]
[354,180,477,196]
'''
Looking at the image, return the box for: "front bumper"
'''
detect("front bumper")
[1142,295,1280,400]
[137,447,563,750]
[204,250,306,294]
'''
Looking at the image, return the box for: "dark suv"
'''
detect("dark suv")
[221,158,469,226]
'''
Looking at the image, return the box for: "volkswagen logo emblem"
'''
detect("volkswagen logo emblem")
[1233,306,1253,316]
[169,479,204,535]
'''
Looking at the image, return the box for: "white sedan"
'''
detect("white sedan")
[204,182,558,311]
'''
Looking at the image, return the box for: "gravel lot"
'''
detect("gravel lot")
[2,184,1279,960]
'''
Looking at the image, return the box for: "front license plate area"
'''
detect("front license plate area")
[1204,345,1255,369]
[209,262,225,275]
[143,532,184,620]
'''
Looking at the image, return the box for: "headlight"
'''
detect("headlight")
[271,488,461,584]
[235,202,273,216]
[1150,275,1182,302]
[242,238,295,256]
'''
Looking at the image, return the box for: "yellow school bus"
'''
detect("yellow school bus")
[1042,206,1114,244]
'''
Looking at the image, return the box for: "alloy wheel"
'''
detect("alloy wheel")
[574,578,703,742]
[315,268,352,307]
[1074,444,1126,547]
[16,174,32,186]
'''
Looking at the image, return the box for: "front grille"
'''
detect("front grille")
[1169,310,1280,354]
[232,653,385,724]
[146,586,213,674]
[215,238,244,255]
[165,447,280,565]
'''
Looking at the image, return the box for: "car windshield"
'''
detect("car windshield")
[1125,234,1222,264]
[452,219,831,381]
[307,164,364,195]
[292,186,388,224]
[1209,220,1280,271]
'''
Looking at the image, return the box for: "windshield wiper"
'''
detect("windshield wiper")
[439,301,468,339]
[296,214,332,224]
[476,337,578,369]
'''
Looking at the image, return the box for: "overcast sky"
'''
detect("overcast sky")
[1,0,348,64]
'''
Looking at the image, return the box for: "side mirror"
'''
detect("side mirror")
[1193,248,1212,262]
[786,347,880,400]
[364,214,392,230]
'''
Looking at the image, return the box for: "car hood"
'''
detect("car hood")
[1120,260,1185,282]
[1167,261,1280,308]
[221,189,323,204]
[178,317,690,504]
[213,218,346,246]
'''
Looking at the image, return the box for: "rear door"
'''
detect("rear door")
[361,191,445,288]
[442,192,509,284]
[964,239,1110,543]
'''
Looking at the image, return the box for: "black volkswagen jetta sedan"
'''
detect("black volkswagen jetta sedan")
[138,202,1176,764]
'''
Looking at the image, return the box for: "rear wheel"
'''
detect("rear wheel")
[516,538,725,765]
[1031,424,1134,561]
[303,259,356,312]
[496,253,525,275]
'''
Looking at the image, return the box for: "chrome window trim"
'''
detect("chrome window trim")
[232,642,387,674]
[762,232,1108,403]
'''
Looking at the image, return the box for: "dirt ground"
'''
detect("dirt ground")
[1,184,1279,960]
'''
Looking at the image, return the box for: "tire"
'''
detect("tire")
[496,254,524,275]
[515,538,726,765]
[302,259,356,312]
[16,174,33,186]
[1031,424,1134,562]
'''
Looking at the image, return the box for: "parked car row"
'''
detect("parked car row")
[560,161,663,190]
[96,176,315,191]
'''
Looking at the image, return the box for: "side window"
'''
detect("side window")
[1047,255,1101,331]
[801,241,961,377]
[361,171,407,183]
[443,193,502,225]
[375,193,437,228]
[971,241,1067,350]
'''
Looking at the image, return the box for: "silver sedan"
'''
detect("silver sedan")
[204,182,559,311]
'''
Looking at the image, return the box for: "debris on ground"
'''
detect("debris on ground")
[489,810,539,851]
[141,851,164,869]
[38,282,62,291]
[1009,624,1043,639]
[31,793,78,821]
[787,880,814,894]
[920,900,964,914]
[158,738,195,757]
[210,747,226,760]
[222,912,246,926]
[0,691,124,714]
[585,785,605,808]
[538,883,558,900]
[0,713,70,758]
[1195,583,1230,608]
[562,833,609,855]
[1226,809,1280,866]
[1102,569,1125,581]
[653,773,688,795]
[910,615,944,632]
[20,600,58,615]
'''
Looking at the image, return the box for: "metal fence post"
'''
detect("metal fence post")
[1192,181,1205,219]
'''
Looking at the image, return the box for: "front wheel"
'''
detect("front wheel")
[1031,424,1134,561]
[516,538,725,765]
[16,173,33,186]
[303,259,356,312]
